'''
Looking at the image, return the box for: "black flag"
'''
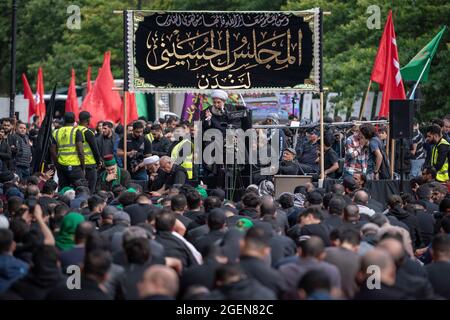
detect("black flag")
[32,85,56,173]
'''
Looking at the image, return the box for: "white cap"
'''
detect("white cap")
[211,89,228,101]
[143,155,160,165]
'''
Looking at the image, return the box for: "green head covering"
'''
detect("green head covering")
[56,212,85,251]
[195,185,208,199]
[104,154,117,167]
[235,218,254,232]
[127,187,137,193]
[58,186,74,196]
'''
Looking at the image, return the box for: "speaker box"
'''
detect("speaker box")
[273,175,312,198]
[389,100,414,139]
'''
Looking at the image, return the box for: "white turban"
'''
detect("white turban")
[143,155,160,165]
[211,89,228,101]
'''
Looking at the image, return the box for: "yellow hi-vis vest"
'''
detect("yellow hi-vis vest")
[53,126,80,166]
[145,133,154,143]
[171,139,193,179]
[78,126,96,165]
[432,138,450,182]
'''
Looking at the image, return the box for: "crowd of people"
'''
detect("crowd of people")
[0,89,449,300]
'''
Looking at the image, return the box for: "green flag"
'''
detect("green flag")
[135,92,148,119]
[401,26,446,82]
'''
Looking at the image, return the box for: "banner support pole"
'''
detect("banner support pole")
[123,10,129,171]
[359,80,372,120]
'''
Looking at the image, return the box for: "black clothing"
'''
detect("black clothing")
[288,223,331,246]
[155,231,199,268]
[207,278,276,300]
[269,234,296,267]
[148,168,167,191]
[0,139,12,171]
[151,136,171,156]
[193,230,226,257]
[164,165,188,188]
[279,160,300,175]
[323,214,343,231]
[179,259,219,296]
[239,255,287,298]
[124,203,155,226]
[387,205,423,249]
[46,276,112,300]
[324,147,339,178]
[354,283,409,300]
[119,133,152,178]
[426,261,450,299]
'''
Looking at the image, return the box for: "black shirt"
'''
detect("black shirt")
[324,148,339,178]
[118,134,152,174]
[151,136,171,156]
[165,165,187,188]
[426,261,450,299]
[279,160,300,175]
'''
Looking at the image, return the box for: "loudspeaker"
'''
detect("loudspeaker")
[389,100,414,139]
[273,175,312,198]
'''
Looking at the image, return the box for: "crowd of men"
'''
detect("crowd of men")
[0,89,449,300]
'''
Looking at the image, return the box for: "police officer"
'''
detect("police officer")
[78,111,102,192]
[169,124,194,180]
[50,112,85,189]
[426,124,450,183]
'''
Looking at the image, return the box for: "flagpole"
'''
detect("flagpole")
[9,0,18,118]
[390,138,395,179]
[409,57,431,99]
[359,80,372,120]
[123,10,129,171]
[124,92,128,170]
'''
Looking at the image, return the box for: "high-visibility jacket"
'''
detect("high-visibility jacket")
[171,139,193,179]
[78,126,96,165]
[145,133,154,143]
[432,138,450,182]
[53,126,80,166]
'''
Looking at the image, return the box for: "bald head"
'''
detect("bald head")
[354,190,369,206]
[139,265,179,298]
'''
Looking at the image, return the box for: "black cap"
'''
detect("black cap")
[306,191,323,205]
[64,112,75,124]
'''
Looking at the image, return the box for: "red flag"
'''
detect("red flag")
[370,10,406,117]
[81,51,122,126]
[65,68,79,119]
[21,73,36,121]
[35,67,46,124]
[119,92,139,124]
[86,66,92,94]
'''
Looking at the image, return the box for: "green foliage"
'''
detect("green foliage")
[0,0,448,120]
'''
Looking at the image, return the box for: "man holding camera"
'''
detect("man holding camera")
[117,121,152,181]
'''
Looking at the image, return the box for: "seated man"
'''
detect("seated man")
[149,156,188,197]
[295,129,320,174]
[97,154,131,192]
[279,148,300,175]
[143,155,166,193]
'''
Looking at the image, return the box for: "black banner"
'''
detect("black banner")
[126,11,321,93]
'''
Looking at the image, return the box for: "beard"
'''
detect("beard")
[211,105,225,116]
